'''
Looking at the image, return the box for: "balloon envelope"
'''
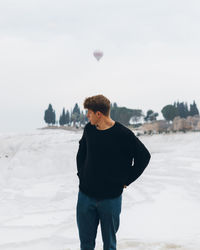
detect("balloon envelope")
[93,50,103,61]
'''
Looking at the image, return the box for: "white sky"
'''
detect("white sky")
[0,0,200,132]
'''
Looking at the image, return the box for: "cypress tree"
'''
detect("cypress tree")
[52,110,56,125]
[59,108,66,126]
[59,114,63,126]
[72,103,81,125]
[177,102,187,118]
[65,110,70,125]
[44,104,56,125]
[190,101,199,116]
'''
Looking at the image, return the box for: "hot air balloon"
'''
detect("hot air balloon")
[93,50,103,61]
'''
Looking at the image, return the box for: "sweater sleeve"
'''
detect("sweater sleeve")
[125,132,151,186]
[76,128,87,178]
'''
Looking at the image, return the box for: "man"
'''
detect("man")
[76,94,151,250]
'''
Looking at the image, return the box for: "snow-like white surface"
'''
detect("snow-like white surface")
[0,129,200,250]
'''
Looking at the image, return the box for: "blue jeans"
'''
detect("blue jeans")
[76,190,122,250]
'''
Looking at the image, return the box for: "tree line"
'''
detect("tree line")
[161,101,199,121]
[44,100,199,127]
[44,103,88,128]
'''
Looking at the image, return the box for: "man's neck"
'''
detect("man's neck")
[95,118,115,130]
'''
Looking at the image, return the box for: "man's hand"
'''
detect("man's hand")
[124,185,127,188]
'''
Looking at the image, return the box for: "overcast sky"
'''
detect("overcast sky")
[0,0,200,133]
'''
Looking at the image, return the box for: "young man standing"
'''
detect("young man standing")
[76,94,151,250]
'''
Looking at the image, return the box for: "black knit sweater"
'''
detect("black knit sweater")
[76,121,151,199]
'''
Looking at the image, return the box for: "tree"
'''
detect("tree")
[44,104,56,125]
[110,105,143,126]
[144,110,159,122]
[73,103,80,116]
[59,108,66,126]
[65,110,70,125]
[113,102,117,108]
[130,109,144,124]
[161,105,178,121]
[79,110,88,125]
[174,102,189,118]
[52,110,56,125]
[189,101,199,116]
[71,103,81,126]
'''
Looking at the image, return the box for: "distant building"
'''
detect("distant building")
[172,115,200,131]
[139,115,200,134]
[140,120,170,134]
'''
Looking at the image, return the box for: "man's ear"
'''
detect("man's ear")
[96,111,101,117]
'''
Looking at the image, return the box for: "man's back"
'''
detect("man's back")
[76,121,151,199]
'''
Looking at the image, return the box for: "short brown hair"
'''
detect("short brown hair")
[83,94,111,116]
